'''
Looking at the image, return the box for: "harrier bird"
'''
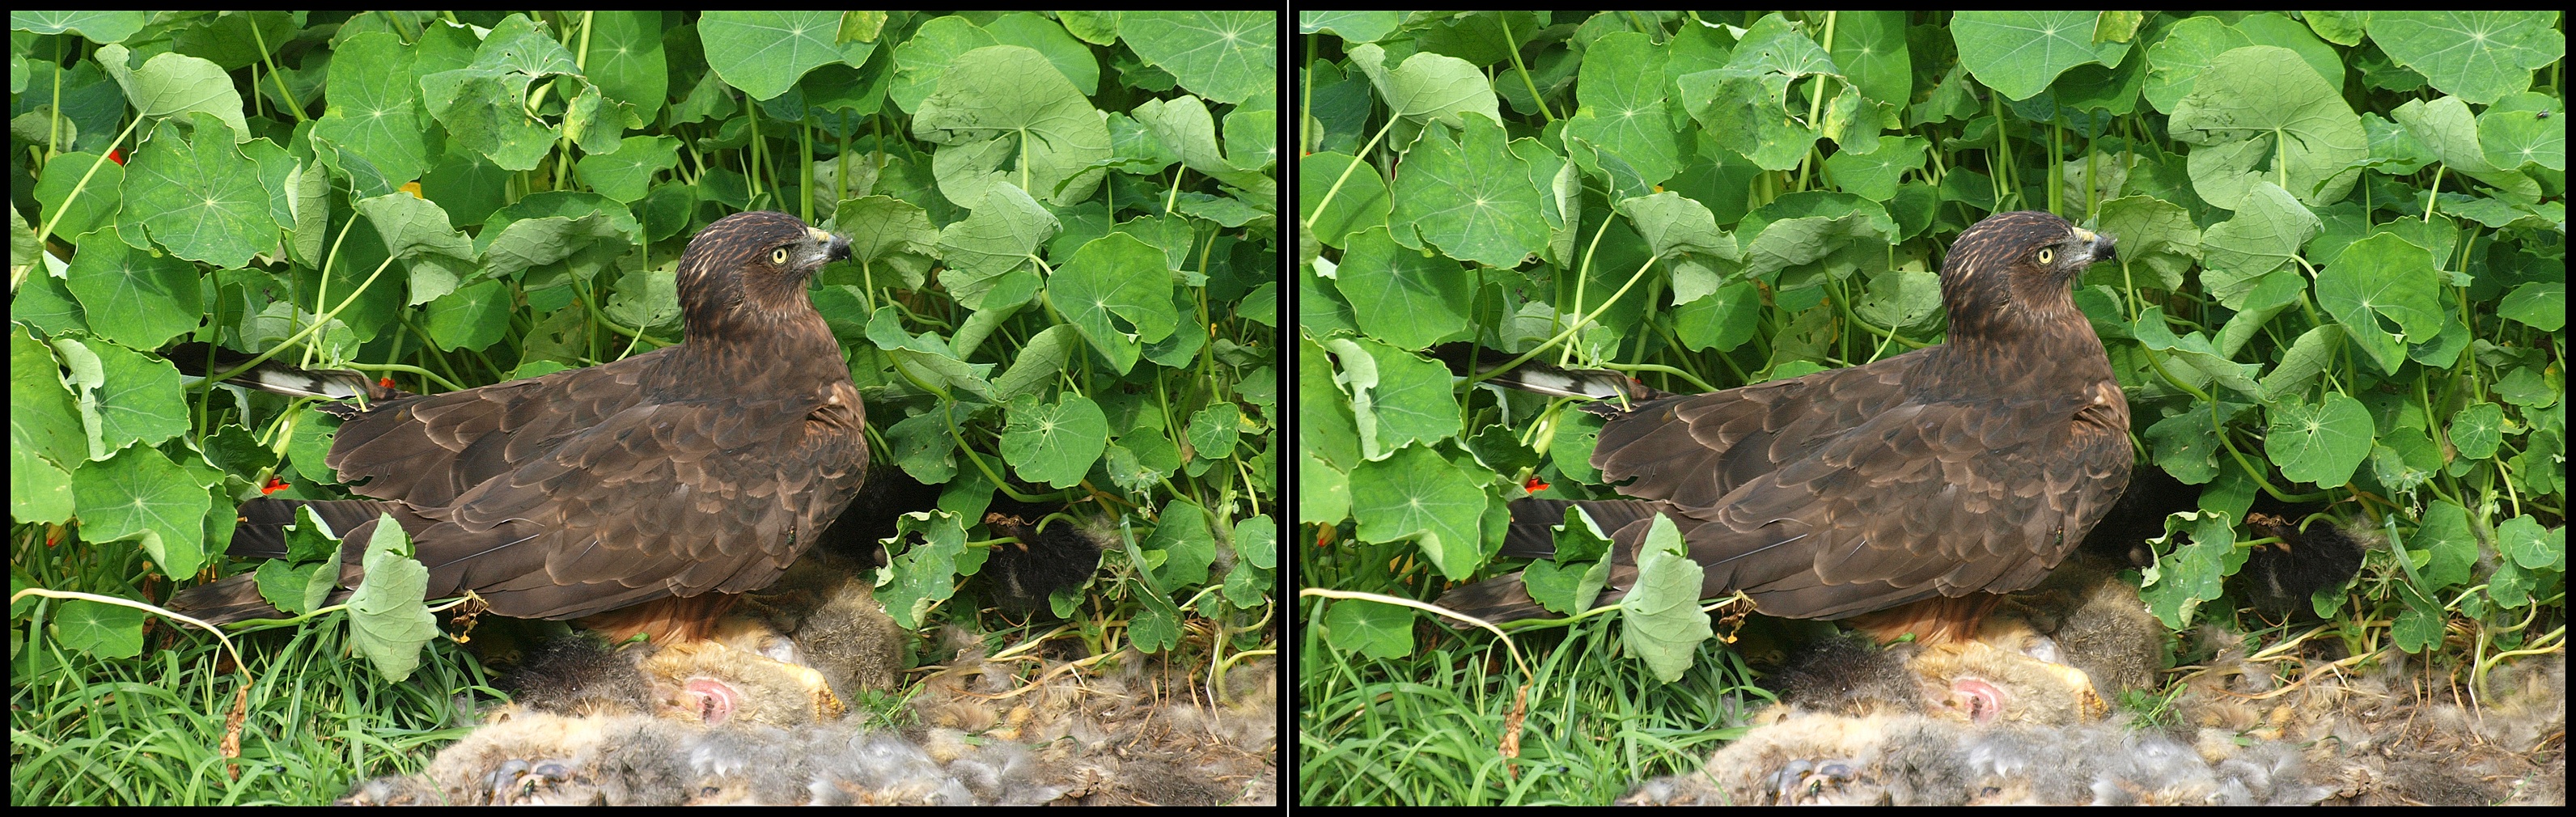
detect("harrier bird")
[1438,211,2130,641]
[173,211,863,641]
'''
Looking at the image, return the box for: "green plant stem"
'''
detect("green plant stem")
[1467,253,1660,389]
[1498,14,1556,123]
[1302,116,1399,231]
[203,254,398,389]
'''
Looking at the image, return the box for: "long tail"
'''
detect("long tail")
[167,498,413,624]
[1434,498,1679,624]
[164,341,410,408]
[1428,342,1671,403]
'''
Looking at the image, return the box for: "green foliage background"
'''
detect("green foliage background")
[11,11,1277,804]
[1298,11,2562,804]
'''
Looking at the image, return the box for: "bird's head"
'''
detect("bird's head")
[1936,210,2116,338]
[676,211,854,337]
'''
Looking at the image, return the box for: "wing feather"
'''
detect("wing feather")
[392,390,865,620]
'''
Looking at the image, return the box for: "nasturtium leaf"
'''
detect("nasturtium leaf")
[1337,226,1472,349]
[883,409,958,485]
[2448,402,2507,462]
[697,11,858,101]
[11,327,82,523]
[33,150,124,240]
[1348,445,1485,581]
[2090,195,2199,290]
[252,559,327,616]
[1185,402,1242,463]
[937,184,1058,311]
[1299,11,1400,44]
[1830,11,1912,110]
[1299,151,1389,249]
[2143,19,2253,113]
[1735,192,1896,282]
[1561,32,1680,188]
[342,515,432,680]
[2477,105,2565,173]
[1680,67,1810,171]
[573,135,680,203]
[309,32,426,184]
[98,46,248,142]
[1322,597,1413,659]
[50,596,145,659]
[1346,44,1498,129]
[121,113,276,268]
[1299,448,1350,525]
[1672,281,1763,353]
[1126,595,1183,654]
[2139,510,2239,629]
[1325,337,1460,459]
[2360,112,2440,176]
[1549,408,1604,484]
[2169,46,2365,207]
[1523,506,1616,616]
[2231,12,2345,89]
[1142,499,1214,591]
[913,46,1112,207]
[1132,94,1273,197]
[422,278,512,353]
[12,11,152,44]
[2388,96,2502,175]
[1118,12,1273,105]
[1824,136,1928,202]
[69,337,191,457]
[981,12,1098,96]
[2388,589,2446,654]
[886,15,998,115]
[70,445,210,578]
[879,510,974,629]
[2265,392,2375,487]
[1048,232,1179,375]
[2409,501,2481,591]
[2314,233,2444,375]
[2371,426,2441,496]
[2197,182,2321,309]
[1858,268,1942,330]
[2490,368,2559,414]
[2146,401,2249,485]
[1618,191,1739,305]
[353,193,473,268]
[2496,282,2565,332]
[1000,392,1109,489]
[1388,113,1548,268]
[2256,325,2341,402]
[584,11,667,122]
[1232,514,1277,573]
[2495,515,2562,571]
[2366,12,2565,105]
[62,229,201,350]
[1621,514,1714,683]
[1300,334,1361,470]
[2300,11,2368,46]
[1951,11,2130,101]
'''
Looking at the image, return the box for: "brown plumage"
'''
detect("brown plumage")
[171,211,863,636]
[1438,211,2129,635]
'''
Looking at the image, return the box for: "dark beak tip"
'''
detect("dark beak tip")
[828,236,853,263]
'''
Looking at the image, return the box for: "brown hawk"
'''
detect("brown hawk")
[1438,210,2131,641]
[172,210,865,641]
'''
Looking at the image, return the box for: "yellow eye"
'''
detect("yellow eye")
[771,248,791,265]
[2036,248,2055,265]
